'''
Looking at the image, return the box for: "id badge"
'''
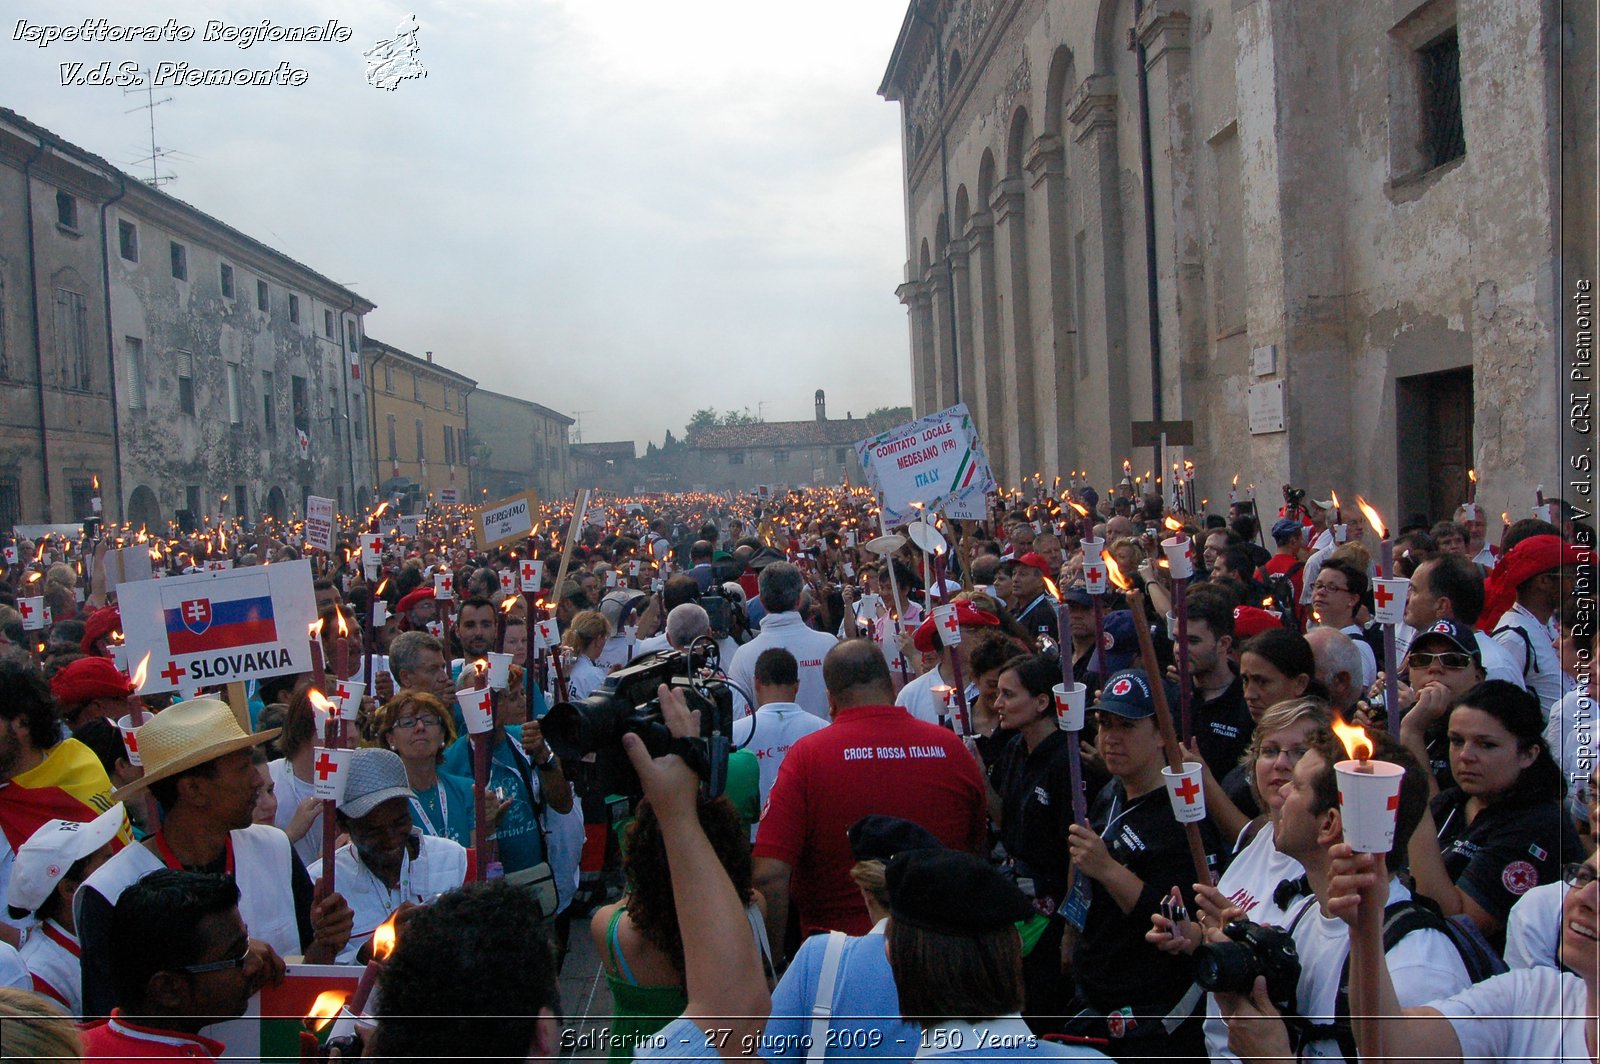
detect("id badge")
[1061,871,1091,932]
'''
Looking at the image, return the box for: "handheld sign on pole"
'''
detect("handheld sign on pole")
[116,560,318,694]
[304,496,336,554]
[854,404,996,527]
[473,490,541,551]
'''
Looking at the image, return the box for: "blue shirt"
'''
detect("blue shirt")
[764,924,916,1063]
[442,732,546,874]
[407,770,477,849]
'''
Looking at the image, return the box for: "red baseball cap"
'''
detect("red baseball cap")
[1016,552,1052,576]
[912,602,1001,653]
[1232,606,1284,640]
[396,588,434,614]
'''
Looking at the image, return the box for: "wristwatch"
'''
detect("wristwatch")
[534,750,558,769]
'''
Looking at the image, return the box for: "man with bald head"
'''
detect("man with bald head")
[750,639,987,962]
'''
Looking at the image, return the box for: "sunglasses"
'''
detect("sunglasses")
[1407,651,1475,670]
[173,941,251,975]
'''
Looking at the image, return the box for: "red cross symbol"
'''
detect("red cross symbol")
[1387,791,1400,812]
[16,599,32,620]
[123,730,139,754]
[521,561,535,582]
[160,660,185,686]
[314,752,339,782]
[1085,566,1103,583]
[939,610,961,637]
[1173,776,1202,805]
[1373,583,1394,610]
[336,683,352,702]
[500,572,514,591]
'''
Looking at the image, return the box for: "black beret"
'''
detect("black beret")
[886,850,1032,935]
[847,815,942,863]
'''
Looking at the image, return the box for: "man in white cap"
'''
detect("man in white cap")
[6,802,123,1015]
[75,698,354,1018]
[308,748,467,964]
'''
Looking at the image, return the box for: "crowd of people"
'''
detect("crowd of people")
[0,481,1592,1063]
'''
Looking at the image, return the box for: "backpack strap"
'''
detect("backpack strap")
[806,931,849,1064]
[1491,622,1541,679]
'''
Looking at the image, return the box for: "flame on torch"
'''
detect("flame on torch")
[130,652,151,690]
[1103,550,1133,591]
[305,990,347,1032]
[1354,496,1387,539]
[371,912,399,960]
[1331,714,1373,762]
[1068,501,1089,518]
[309,619,325,641]
[375,577,390,597]
[1163,515,1184,534]
[335,609,349,640]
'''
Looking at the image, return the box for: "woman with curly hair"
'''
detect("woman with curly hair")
[372,689,488,850]
[589,796,769,1062]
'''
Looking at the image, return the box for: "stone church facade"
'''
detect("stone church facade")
[881,0,1594,521]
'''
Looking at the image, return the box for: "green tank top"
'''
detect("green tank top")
[602,906,688,1064]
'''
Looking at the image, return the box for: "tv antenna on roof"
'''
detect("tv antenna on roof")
[571,410,595,444]
[124,72,176,187]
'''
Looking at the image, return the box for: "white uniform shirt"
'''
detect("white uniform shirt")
[308,831,468,964]
[1433,966,1593,1063]
[895,667,974,726]
[1503,880,1568,971]
[269,757,323,869]
[18,919,80,1014]
[731,702,829,816]
[1492,603,1571,713]
[728,612,840,722]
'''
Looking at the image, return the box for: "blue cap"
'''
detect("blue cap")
[1408,618,1481,660]
[1270,518,1304,543]
[1094,669,1163,719]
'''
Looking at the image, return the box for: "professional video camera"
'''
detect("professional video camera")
[1194,919,1302,1013]
[543,647,735,800]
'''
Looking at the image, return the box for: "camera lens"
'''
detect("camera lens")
[1194,941,1259,995]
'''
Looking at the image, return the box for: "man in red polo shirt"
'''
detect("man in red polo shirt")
[752,639,987,961]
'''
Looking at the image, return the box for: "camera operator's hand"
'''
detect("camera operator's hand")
[619,687,702,821]
[656,683,699,740]
[1190,881,1246,932]
[1219,976,1292,1063]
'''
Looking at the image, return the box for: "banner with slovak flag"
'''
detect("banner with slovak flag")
[116,560,318,694]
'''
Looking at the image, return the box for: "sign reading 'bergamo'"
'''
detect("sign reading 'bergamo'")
[474,490,541,550]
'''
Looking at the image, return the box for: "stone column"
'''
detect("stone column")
[949,238,977,417]
[897,280,933,417]
[964,211,1010,488]
[1066,75,1132,484]
[1136,0,1204,457]
[1024,131,1076,479]
[928,263,955,411]
[990,176,1036,481]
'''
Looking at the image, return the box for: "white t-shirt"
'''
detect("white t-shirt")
[1204,822,1305,1063]
[1493,603,1572,713]
[1432,965,1593,1064]
[308,831,468,964]
[567,655,608,701]
[1285,881,1471,1059]
[1394,626,1528,690]
[1504,880,1568,971]
[269,757,323,868]
[894,667,973,726]
[731,702,829,817]
[728,612,840,723]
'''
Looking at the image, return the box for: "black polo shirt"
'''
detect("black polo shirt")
[1192,670,1252,780]
[1072,778,1220,1014]
[1432,786,1581,942]
[990,729,1107,913]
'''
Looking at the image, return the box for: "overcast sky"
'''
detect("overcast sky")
[5,0,915,447]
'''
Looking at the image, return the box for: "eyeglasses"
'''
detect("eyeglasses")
[1563,863,1598,889]
[392,715,442,731]
[1408,652,1475,670]
[173,942,251,975]
[1311,581,1352,594]
[1258,744,1310,764]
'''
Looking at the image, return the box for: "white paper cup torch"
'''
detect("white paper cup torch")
[1372,578,1410,625]
[372,601,389,626]
[1160,761,1207,823]
[434,573,452,599]
[931,604,962,645]
[116,715,143,767]
[1335,759,1405,853]
[335,681,364,722]
[1334,523,1349,543]
[1081,541,1108,594]
[1460,503,1479,522]
[110,643,129,675]
[457,687,495,735]
[1052,682,1086,731]
[1160,537,1195,579]
[311,746,354,802]
[485,653,513,690]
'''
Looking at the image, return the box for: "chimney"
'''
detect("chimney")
[814,389,826,424]
[425,350,434,363]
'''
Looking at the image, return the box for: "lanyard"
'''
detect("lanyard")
[410,783,450,837]
[1099,788,1157,842]
[153,831,235,876]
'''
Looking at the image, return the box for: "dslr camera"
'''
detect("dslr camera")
[1282,484,1307,511]
[1194,919,1302,1013]
[543,648,735,800]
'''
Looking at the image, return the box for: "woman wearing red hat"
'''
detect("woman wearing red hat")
[48,659,138,732]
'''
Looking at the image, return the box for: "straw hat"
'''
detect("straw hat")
[112,699,280,800]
